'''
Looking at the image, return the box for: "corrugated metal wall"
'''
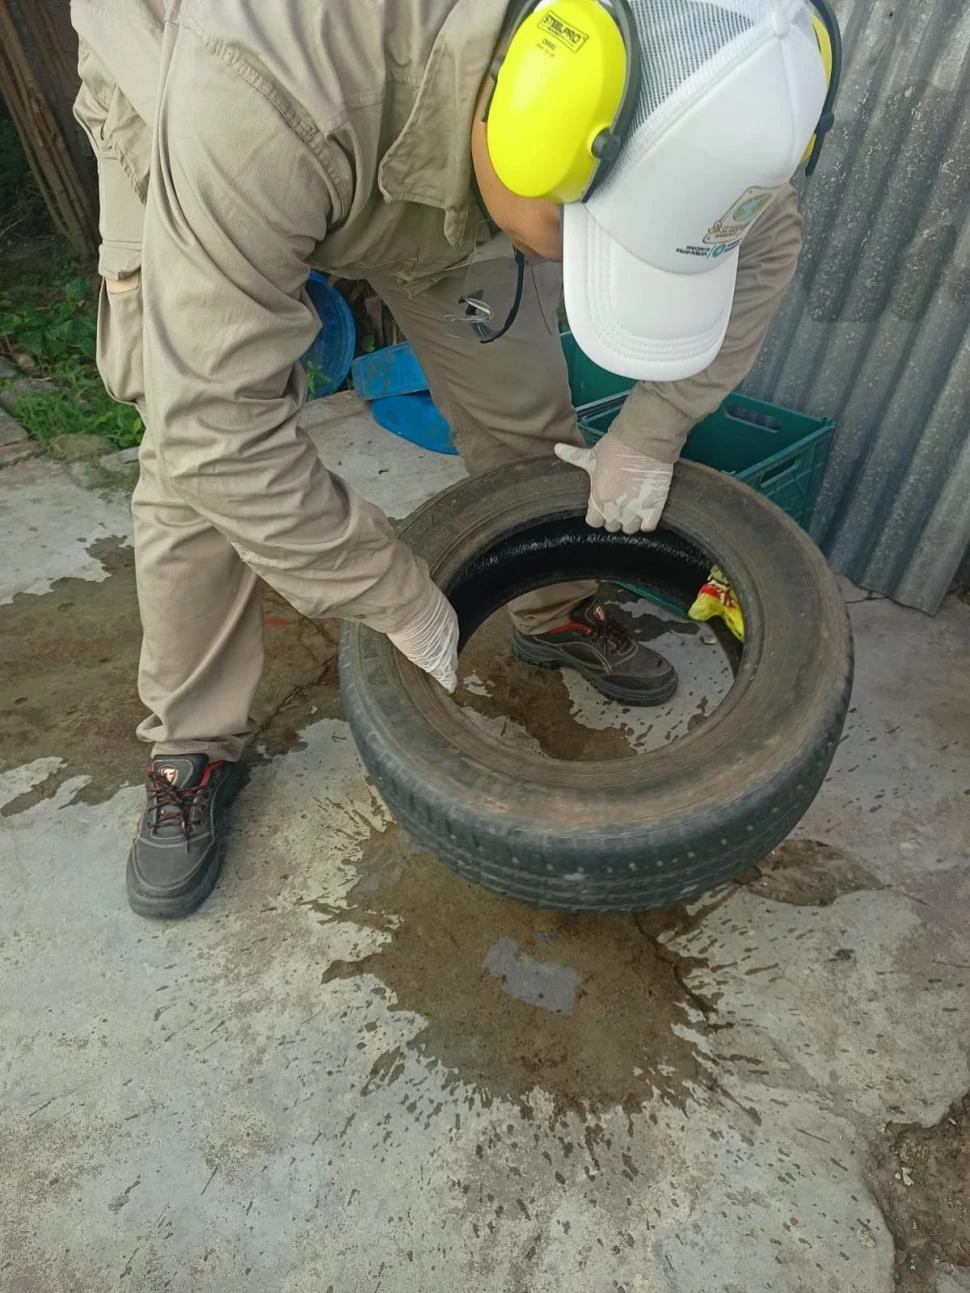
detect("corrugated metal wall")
[745,0,970,612]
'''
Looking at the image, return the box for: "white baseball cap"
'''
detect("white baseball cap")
[563,0,827,382]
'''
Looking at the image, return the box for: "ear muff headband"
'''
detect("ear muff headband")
[803,0,842,175]
[484,0,642,204]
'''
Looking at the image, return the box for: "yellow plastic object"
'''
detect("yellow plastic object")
[488,0,628,203]
[801,8,834,165]
[688,566,745,643]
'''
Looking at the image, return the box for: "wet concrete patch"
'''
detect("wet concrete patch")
[874,1092,970,1292]
[0,539,144,813]
[456,595,737,761]
[0,538,344,813]
[735,839,885,907]
[1,547,735,814]
[317,821,721,1120]
[484,938,581,1015]
[251,613,344,760]
[457,611,640,761]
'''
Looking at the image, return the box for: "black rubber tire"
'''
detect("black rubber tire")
[339,458,853,913]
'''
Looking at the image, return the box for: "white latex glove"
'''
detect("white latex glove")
[555,435,674,534]
[386,581,459,693]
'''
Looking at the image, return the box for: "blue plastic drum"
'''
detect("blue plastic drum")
[370,393,458,456]
[351,342,430,400]
[301,272,356,397]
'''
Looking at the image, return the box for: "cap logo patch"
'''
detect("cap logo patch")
[704,186,779,247]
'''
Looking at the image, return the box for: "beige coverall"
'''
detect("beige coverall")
[71,0,804,762]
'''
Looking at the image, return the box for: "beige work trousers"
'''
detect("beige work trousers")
[110,260,593,762]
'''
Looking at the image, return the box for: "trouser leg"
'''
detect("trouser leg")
[371,259,597,634]
[81,51,265,763]
[132,427,264,762]
[95,260,264,763]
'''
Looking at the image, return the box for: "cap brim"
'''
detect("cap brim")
[562,202,738,383]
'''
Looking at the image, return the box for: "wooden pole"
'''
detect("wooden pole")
[0,0,97,254]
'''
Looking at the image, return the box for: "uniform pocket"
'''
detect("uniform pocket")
[97,275,146,407]
[74,42,146,279]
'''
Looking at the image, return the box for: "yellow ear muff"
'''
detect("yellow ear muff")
[486,0,629,204]
[801,9,834,165]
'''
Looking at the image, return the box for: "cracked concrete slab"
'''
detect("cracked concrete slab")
[0,406,36,468]
[937,1273,970,1293]
[0,456,132,604]
[2,392,969,1292]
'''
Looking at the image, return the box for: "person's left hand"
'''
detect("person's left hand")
[554,433,674,534]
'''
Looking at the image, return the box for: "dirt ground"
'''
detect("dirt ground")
[876,1094,970,1291]
[0,538,343,813]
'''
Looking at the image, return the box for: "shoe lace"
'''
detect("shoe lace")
[588,610,633,654]
[146,772,209,836]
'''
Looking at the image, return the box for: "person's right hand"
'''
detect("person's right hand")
[386,581,459,693]
[554,435,674,535]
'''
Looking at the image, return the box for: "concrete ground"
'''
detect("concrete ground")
[2,393,969,1293]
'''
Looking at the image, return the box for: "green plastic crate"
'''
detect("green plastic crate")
[577,390,835,531]
[562,331,636,406]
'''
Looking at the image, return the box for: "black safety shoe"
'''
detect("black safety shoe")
[126,755,245,919]
[512,596,678,706]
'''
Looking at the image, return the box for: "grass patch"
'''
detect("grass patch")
[10,382,143,450]
[0,252,144,452]
[1,120,141,458]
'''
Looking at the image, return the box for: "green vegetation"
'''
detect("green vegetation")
[10,382,144,450]
[2,273,95,362]
[303,359,330,398]
[1,116,142,456]
[0,263,144,452]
